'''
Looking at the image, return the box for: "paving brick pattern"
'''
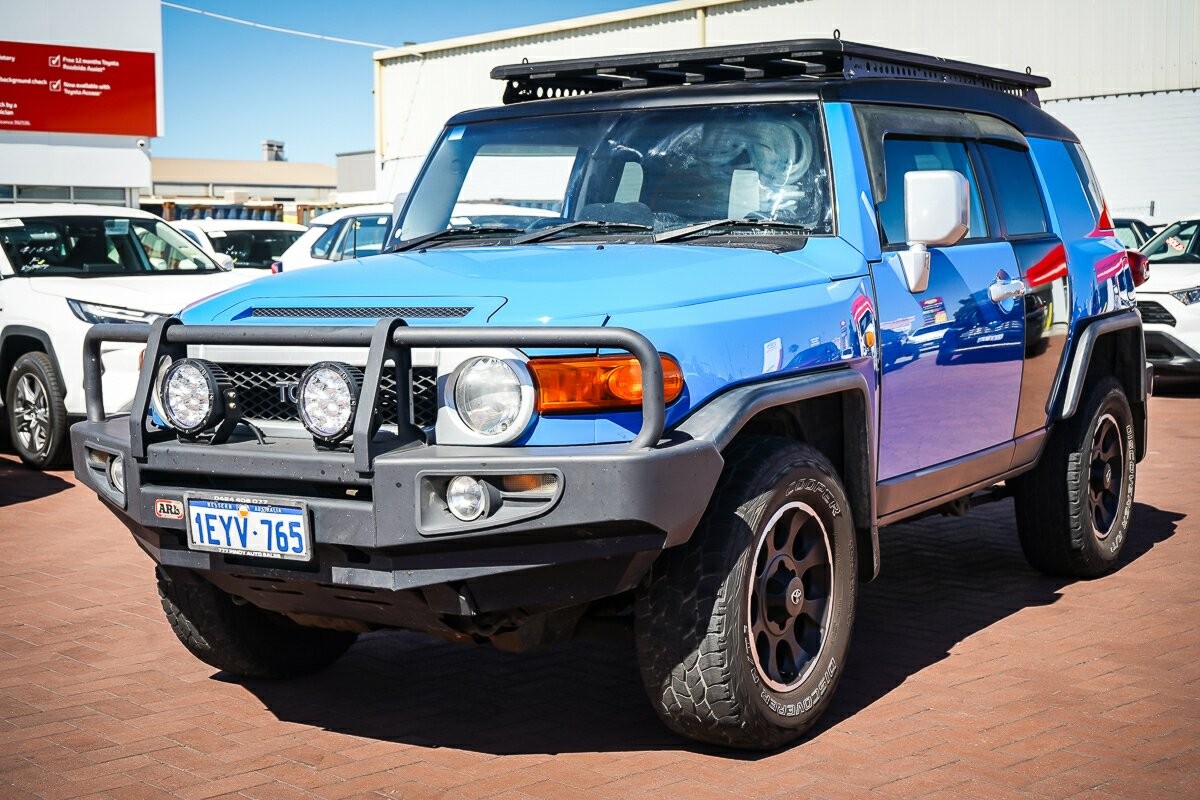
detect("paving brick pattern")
[2,392,1198,799]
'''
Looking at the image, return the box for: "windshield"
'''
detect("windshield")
[0,216,224,276]
[1141,219,1200,263]
[396,102,833,244]
[203,227,304,268]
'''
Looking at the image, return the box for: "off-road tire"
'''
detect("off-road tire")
[1012,376,1135,578]
[157,566,358,678]
[5,351,69,469]
[635,436,857,750]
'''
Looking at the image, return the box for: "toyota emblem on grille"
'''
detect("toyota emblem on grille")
[276,381,300,403]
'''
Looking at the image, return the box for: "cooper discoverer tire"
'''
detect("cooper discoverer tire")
[1012,376,1135,578]
[5,351,69,469]
[157,566,358,678]
[635,436,857,750]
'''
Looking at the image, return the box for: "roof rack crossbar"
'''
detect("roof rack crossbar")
[493,38,1049,106]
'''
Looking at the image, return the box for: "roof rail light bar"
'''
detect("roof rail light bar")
[492,38,1050,106]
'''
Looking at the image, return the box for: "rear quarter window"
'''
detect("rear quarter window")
[980,142,1049,236]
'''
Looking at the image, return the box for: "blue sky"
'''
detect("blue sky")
[157,1,651,164]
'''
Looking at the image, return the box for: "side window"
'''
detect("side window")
[878,137,987,246]
[310,220,345,260]
[980,143,1049,236]
[333,215,390,260]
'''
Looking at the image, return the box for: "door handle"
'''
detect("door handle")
[988,278,1026,304]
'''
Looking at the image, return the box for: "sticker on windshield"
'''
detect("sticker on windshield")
[447,125,466,141]
[104,219,130,235]
[207,230,227,238]
[0,218,23,229]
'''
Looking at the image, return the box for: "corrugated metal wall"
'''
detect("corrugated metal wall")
[376,0,1200,209]
[1045,90,1200,222]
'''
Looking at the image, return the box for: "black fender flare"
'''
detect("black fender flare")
[1049,309,1148,460]
[1053,310,1146,419]
[675,368,880,581]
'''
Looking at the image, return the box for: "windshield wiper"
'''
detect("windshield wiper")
[655,218,812,243]
[510,220,654,244]
[389,225,525,253]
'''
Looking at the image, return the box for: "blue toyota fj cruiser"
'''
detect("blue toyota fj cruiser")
[72,39,1149,749]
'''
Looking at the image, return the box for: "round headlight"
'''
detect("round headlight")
[160,358,225,435]
[297,361,362,444]
[446,475,489,521]
[107,453,125,494]
[453,357,524,436]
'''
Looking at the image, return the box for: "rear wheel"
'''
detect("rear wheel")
[157,566,358,678]
[5,352,69,469]
[635,437,856,750]
[1012,376,1135,577]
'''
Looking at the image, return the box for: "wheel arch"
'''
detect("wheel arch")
[676,368,879,581]
[1,327,64,398]
[1051,310,1148,461]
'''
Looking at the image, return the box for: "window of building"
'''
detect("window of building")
[16,185,71,202]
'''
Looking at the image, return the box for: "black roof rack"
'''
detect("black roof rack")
[492,38,1050,106]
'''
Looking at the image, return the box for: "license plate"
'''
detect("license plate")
[185,494,311,561]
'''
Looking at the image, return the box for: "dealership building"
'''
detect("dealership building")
[0,0,163,207]
[374,0,1200,223]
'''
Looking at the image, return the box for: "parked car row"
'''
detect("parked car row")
[0,201,399,467]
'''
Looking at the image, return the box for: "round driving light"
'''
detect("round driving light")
[160,358,225,435]
[446,475,489,521]
[107,453,125,493]
[297,361,362,444]
[453,357,524,436]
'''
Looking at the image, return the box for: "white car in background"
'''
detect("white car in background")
[275,202,559,272]
[0,204,259,468]
[1136,216,1200,376]
[274,204,395,272]
[173,219,306,271]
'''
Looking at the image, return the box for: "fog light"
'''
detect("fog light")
[447,475,489,521]
[297,361,362,445]
[160,358,227,435]
[107,453,125,494]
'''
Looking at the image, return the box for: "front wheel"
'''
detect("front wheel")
[1012,376,1136,578]
[157,567,358,678]
[635,437,857,750]
[5,352,69,469]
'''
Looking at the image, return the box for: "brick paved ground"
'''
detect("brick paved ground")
[2,390,1198,799]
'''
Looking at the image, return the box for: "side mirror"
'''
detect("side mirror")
[897,170,970,293]
[213,253,235,270]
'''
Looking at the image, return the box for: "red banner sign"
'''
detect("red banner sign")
[0,40,157,136]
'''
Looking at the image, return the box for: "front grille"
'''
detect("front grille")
[223,364,438,427]
[1137,301,1177,327]
[249,306,471,319]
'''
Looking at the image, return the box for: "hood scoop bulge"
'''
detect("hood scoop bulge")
[242,305,474,320]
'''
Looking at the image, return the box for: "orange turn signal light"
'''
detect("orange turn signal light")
[529,354,684,414]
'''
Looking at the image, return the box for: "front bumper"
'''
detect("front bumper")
[71,318,723,633]
[1143,330,1200,374]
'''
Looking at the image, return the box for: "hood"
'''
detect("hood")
[180,240,864,325]
[30,270,259,315]
[1139,261,1200,294]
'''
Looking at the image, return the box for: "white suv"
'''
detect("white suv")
[172,218,306,270]
[1136,217,1200,376]
[0,204,259,468]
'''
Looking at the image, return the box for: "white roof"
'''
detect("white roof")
[307,203,394,227]
[173,219,306,232]
[0,203,161,220]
